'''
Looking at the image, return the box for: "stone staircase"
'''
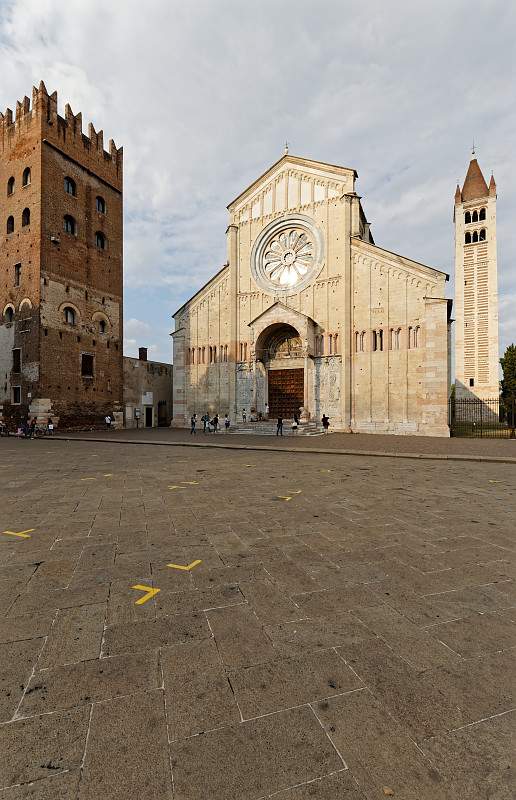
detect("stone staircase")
[227,420,325,436]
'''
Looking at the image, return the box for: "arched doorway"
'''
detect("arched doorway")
[257,324,304,418]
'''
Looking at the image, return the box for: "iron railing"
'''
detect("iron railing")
[448,396,516,438]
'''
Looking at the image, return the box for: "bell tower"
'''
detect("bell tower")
[454,155,499,398]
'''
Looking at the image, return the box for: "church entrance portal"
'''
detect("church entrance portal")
[268,368,304,418]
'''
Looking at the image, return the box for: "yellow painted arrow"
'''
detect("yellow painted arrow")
[168,485,185,490]
[167,559,202,571]
[277,495,292,502]
[2,528,34,539]
[131,584,160,605]
[181,480,199,485]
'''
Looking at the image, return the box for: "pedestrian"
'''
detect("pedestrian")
[29,417,37,438]
[201,413,208,433]
[190,413,197,435]
[242,408,247,423]
[291,416,298,433]
[322,414,330,433]
[224,414,230,432]
[47,417,54,435]
[276,416,283,436]
[265,403,269,418]
[212,413,219,433]
[105,413,111,430]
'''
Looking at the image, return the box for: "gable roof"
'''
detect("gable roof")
[247,301,316,328]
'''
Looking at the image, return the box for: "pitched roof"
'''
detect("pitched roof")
[461,158,488,201]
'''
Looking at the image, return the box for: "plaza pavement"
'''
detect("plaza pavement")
[0,437,515,799]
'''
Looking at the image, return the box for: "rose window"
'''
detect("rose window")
[263,230,313,287]
[251,214,324,294]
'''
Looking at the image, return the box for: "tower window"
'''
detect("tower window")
[64,306,76,325]
[64,176,76,196]
[479,207,486,221]
[372,329,383,352]
[7,176,14,195]
[96,196,106,214]
[12,386,21,405]
[64,215,76,235]
[81,353,94,377]
[472,210,478,223]
[464,211,471,224]
[99,319,106,334]
[479,228,486,241]
[95,231,106,249]
[4,306,14,323]
[465,232,471,244]
[21,208,30,227]
[12,348,21,373]
[472,231,478,243]
[469,378,474,387]
[14,263,21,286]
[22,167,31,187]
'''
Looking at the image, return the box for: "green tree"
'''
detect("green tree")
[500,344,516,400]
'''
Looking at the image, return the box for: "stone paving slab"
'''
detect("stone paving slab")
[0,437,515,798]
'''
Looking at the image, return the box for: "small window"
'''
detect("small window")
[7,176,14,195]
[14,263,21,287]
[22,167,31,187]
[98,319,106,334]
[81,353,94,377]
[12,348,21,373]
[479,228,486,241]
[372,330,383,352]
[360,331,366,352]
[63,215,76,235]
[472,231,478,243]
[96,196,106,214]
[469,378,474,387]
[465,232,471,244]
[355,331,359,352]
[12,386,21,405]
[64,306,76,325]
[464,211,471,224]
[479,208,486,221]
[95,231,106,249]
[408,326,412,349]
[414,326,420,348]
[4,306,14,323]
[472,210,478,223]
[64,176,76,196]
[21,208,30,227]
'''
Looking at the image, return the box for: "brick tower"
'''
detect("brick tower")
[454,155,499,399]
[0,82,123,427]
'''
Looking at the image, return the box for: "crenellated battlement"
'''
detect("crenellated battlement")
[0,81,122,182]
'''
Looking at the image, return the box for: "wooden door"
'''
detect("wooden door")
[268,369,304,418]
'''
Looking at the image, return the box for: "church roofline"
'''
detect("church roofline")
[227,154,358,210]
[247,301,317,328]
[172,264,229,317]
[352,238,449,281]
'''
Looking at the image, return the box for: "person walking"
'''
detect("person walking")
[212,413,219,433]
[47,417,54,435]
[322,414,330,433]
[224,414,230,432]
[291,414,298,433]
[265,403,269,419]
[105,414,112,431]
[29,417,37,438]
[201,413,209,433]
[190,413,197,435]
[242,408,247,423]
[276,416,283,436]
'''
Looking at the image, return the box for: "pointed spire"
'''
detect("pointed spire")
[454,183,462,204]
[461,157,489,201]
[489,173,496,197]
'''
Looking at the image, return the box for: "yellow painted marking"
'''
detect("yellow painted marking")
[2,528,35,539]
[167,559,202,571]
[131,584,160,605]
[244,464,256,467]
[80,477,97,481]
[168,485,185,490]
[181,480,199,485]
[104,473,113,477]
[488,480,503,484]
[320,469,334,473]
[289,490,302,494]
[277,495,292,502]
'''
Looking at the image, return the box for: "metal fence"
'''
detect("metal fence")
[448,396,516,438]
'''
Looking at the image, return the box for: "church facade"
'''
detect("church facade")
[172,154,451,436]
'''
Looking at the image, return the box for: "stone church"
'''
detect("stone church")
[172,153,451,435]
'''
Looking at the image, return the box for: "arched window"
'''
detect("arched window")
[6,215,14,234]
[472,230,478,243]
[472,210,478,223]
[464,211,471,224]
[360,331,366,352]
[22,167,31,187]
[414,326,420,348]
[64,306,76,325]
[355,331,359,352]
[4,306,14,323]
[7,177,14,196]
[95,231,106,249]
[479,207,486,221]
[96,196,106,214]
[328,334,333,355]
[21,208,30,227]
[333,333,338,353]
[98,319,106,334]
[64,215,76,235]
[209,346,213,363]
[465,232,471,244]
[479,228,486,241]
[408,326,413,349]
[64,176,76,196]
[372,330,383,352]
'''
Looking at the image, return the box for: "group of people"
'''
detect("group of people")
[275,413,330,436]
[190,413,231,434]
[1,417,55,438]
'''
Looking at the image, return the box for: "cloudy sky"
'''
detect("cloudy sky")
[1,0,514,362]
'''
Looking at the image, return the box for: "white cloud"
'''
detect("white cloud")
[1,0,515,357]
